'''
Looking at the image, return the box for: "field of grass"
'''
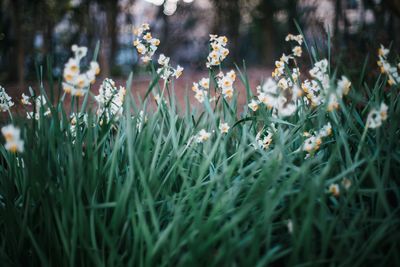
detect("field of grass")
[0,27,400,266]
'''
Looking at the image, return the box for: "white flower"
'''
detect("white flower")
[329,184,340,197]
[327,94,339,112]
[196,129,211,143]
[158,54,170,66]
[217,70,236,99]
[337,76,351,96]
[63,45,100,96]
[133,23,159,63]
[302,122,332,155]
[1,124,24,153]
[27,95,51,120]
[199,78,210,89]
[0,86,14,112]
[378,44,389,57]
[206,35,229,68]
[219,122,230,134]
[21,93,32,105]
[194,89,207,103]
[156,54,183,81]
[377,45,400,86]
[174,65,184,78]
[136,110,148,132]
[318,122,332,138]
[95,78,125,123]
[292,46,302,57]
[248,99,259,111]
[255,132,273,150]
[71,44,88,60]
[277,100,297,117]
[285,34,303,45]
[366,102,388,129]
[303,136,318,153]
[262,78,278,94]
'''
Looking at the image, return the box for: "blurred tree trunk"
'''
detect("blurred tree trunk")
[334,0,342,38]
[106,0,119,73]
[287,0,298,33]
[254,1,276,65]
[10,0,25,86]
[383,0,400,17]
[211,0,241,62]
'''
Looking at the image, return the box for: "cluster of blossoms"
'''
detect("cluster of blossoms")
[329,178,352,197]
[250,77,299,117]
[366,102,388,129]
[195,129,212,143]
[21,93,31,106]
[69,112,88,140]
[285,34,303,45]
[25,95,51,120]
[192,78,210,103]
[157,54,184,81]
[136,110,148,133]
[302,122,332,155]
[249,34,304,117]
[254,131,274,150]
[62,45,100,97]
[95,78,126,124]
[206,35,229,68]
[377,45,400,86]
[1,124,23,153]
[0,86,14,112]
[302,59,351,111]
[192,71,236,104]
[216,70,236,99]
[133,23,160,63]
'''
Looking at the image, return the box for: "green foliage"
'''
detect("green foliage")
[0,43,400,267]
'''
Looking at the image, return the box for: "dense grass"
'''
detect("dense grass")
[0,37,400,266]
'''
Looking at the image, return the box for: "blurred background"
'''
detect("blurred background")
[0,0,399,87]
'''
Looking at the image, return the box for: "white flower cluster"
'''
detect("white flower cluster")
[95,78,126,123]
[136,110,148,132]
[69,112,88,140]
[285,34,303,58]
[302,59,351,111]
[250,75,300,118]
[302,122,332,155]
[255,131,273,150]
[192,71,236,104]
[249,36,305,118]
[366,102,388,129]
[216,70,236,99]
[63,45,100,97]
[206,35,229,68]
[133,23,160,63]
[1,124,24,153]
[192,78,210,103]
[27,95,51,120]
[196,129,212,143]
[21,93,31,105]
[157,54,184,81]
[0,86,14,112]
[377,44,400,86]
[285,34,303,45]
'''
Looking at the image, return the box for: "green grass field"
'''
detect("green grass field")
[1,29,400,266]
